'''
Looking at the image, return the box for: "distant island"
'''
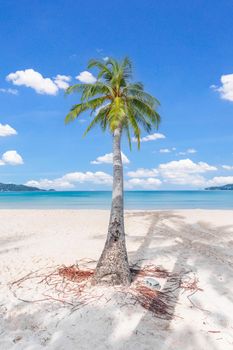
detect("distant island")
[205,184,233,191]
[0,183,54,192]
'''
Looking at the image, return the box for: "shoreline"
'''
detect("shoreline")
[1,191,233,211]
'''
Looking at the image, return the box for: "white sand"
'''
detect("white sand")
[0,209,233,349]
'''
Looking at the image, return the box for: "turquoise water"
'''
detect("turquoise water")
[0,191,232,209]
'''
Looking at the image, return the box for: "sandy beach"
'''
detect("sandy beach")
[0,209,233,349]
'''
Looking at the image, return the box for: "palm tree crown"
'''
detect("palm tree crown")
[65,57,161,147]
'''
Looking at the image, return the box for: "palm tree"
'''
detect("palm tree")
[65,57,161,286]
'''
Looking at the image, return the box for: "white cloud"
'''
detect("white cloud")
[158,147,176,154]
[64,171,112,184]
[177,148,197,156]
[187,148,197,154]
[6,69,70,95]
[213,74,233,102]
[127,168,158,178]
[207,176,233,186]
[127,159,217,188]
[0,124,17,137]
[127,177,162,189]
[0,88,18,95]
[158,158,217,186]
[133,133,165,143]
[159,159,216,174]
[91,152,130,165]
[159,148,171,153]
[222,165,233,170]
[76,71,97,84]
[25,171,113,190]
[53,74,71,90]
[1,150,23,165]
[7,69,58,95]
[26,179,74,190]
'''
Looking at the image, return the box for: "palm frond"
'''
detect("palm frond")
[65,103,88,124]
[121,57,133,80]
[81,82,113,101]
[83,104,110,136]
[127,96,161,128]
[88,59,113,81]
[124,86,160,106]
[65,96,108,124]
[127,105,141,149]
[124,122,132,150]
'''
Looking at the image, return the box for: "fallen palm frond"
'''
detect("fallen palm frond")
[132,285,175,319]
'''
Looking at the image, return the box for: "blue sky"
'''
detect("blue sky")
[0,0,233,190]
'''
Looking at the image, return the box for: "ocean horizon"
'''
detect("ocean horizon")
[0,190,232,209]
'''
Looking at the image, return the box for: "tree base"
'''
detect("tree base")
[92,239,132,286]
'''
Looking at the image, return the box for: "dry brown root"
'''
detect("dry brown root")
[179,276,203,292]
[58,265,94,282]
[9,261,203,319]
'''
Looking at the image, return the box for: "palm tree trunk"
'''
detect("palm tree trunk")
[92,127,132,286]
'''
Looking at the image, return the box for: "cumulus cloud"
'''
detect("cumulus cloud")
[26,179,74,190]
[207,176,233,186]
[0,124,17,137]
[0,150,23,166]
[213,74,233,102]
[222,165,233,170]
[25,171,113,190]
[133,133,165,143]
[0,88,18,95]
[158,158,217,186]
[76,71,97,84]
[126,159,217,187]
[7,69,58,95]
[159,159,216,174]
[91,152,130,165]
[63,171,112,184]
[127,168,158,178]
[6,69,71,95]
[127,177,162,189]
[53,74,71,90]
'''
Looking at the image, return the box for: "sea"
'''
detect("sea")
[0,191,232,209]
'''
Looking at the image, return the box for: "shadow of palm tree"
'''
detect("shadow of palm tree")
[125,210,233,349]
